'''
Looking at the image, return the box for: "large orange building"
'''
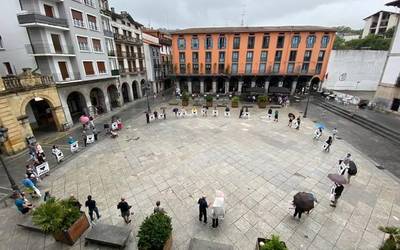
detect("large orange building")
[170,26,336,95]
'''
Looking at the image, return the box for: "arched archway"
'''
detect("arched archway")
[204,77,213,93]
[25,98,58,136]
[179,77,188,93]
[107,84,119,109]
[242,76,252,93]
[311,76,321,91]
[229,77,239,92]
[90,88,106,114]
[140,79,146,97]
[67,91,87,123]
[191,77,200,94]
[121,82,130,103]
[132,81,139,99]
[216,77,225,94]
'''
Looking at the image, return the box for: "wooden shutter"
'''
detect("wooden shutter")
[97,62,106,73]
[87,15,96,23]
[83,61,94,75]
[92,39,101,51]
[71,10,83,20]
[44,4,54,17]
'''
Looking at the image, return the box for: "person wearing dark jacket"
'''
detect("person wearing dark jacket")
[117,198,132,223]
[330,183,344,207]
[145,112,150,124]
[85,195,100,221]
[198,196,208,223]
[324,136,333,152]
[239,107,244,118]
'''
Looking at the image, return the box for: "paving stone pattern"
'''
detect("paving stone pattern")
[1,105,399,250]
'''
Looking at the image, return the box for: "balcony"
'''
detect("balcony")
[120,68,138,75]
[107,50,116,57]
[1,69,54,92]
[116,51,137,58]
[17,13,68,29]
[51,72,81,83]
[103,29,114,38]
[111,69,120,76]
[114,34,143,45]
[26,44,75,56]
[159,37,172,46]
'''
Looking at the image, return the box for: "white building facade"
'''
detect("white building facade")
[143,32,161,94]
[362,11,399,38]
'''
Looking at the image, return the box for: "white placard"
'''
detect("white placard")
[70,141,79,152]
[201,109,207,116]
[212,110,218,117]
[86,134,95,144]
[224,112,230,117]
[149,114,155,121]
[177,111,182,117]
[243,112,250,119]
[192,110,198,116]
[158,113,165,119]
[111,122,118,130]
[35,162,49,177]
[56,150,64,162]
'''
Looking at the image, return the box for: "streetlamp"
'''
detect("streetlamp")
[303,75,319,118]
[143,81,152,113]
[0,127,20,193]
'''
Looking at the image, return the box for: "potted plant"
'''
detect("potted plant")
[138,212,173,250]
[256,234,287,250]
[205,95,213,107]
[257,95,268,108]
[231,96,239,108]
[378,226,400,250]
[32,198,90,245]
[181,91,189,106]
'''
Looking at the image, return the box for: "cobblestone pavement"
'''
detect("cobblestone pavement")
[1,104,399,250]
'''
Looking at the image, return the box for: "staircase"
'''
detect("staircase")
[313,99,400,146]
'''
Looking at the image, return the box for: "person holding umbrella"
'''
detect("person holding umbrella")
[340,160,357,184]
[288,113,295,127]
[327,173,347,207]
[292,192,317,220]
[323,136,333,152]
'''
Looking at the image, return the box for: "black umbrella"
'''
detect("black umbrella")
[172,108,178,113]
[288,113,295,119]
[328,173,347,185]
[293,192,315,211]
[348,161,357,174]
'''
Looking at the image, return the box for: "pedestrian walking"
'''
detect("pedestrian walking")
[274,110,279,122]
[81,130,87,147]
[35,142,45,158]
[89,116,95,129]
[44,190,52,202]
[332,128,338,140]
[146,112,150,124]
[85,195,100,221]
[288,117,293,127]
[197,196,208,224]
[92,127,98,141]
[15,193,34,214]
[117,198,132,224]
[163,109,166,120]
[313,128,322,140]
[153,201,165,214]
[267,108,272,120]
[22,174,41,197]
[330,183,344,207]
[239,107,244,118]
[153,110,158,119]
[323,136,333,152]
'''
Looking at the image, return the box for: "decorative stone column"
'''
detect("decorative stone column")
[238,80,243,94]
[200,79,204,94]
[212,80,217,94]
[291,80,298,96]
[251,80,256,88]
[225,80,229,94]
[264,80,270,94]
[187,80,192,94]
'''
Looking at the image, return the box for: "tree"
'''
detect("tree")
[333,36,346,49]
[334,34,391,50]
[385,27,395,38]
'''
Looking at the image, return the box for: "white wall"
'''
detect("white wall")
[323,50,388,91]
[0,0,37,75]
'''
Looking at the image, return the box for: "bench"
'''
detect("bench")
[189,238,233,250]
[17,216,44,233]
[85,223,131,248]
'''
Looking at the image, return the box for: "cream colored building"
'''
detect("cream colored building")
[362,10,399,38]
[0,69,66,155]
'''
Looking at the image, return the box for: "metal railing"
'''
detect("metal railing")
[17,13,68,28]
[2,75,54,91]
[103,29,114,38]
[25,43,75,55]
[114,34,143,45]
[51,72,81,82]
[116,51,137,58]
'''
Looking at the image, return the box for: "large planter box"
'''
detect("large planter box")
[255,237,287,250]
[182,99,189,106]
[231,101,239,108]
[258,102,267,108]
[206,101,213,107]
[163,235,173,250]
[53,213,90,245]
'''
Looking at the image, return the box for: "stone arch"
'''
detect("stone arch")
[107,84,120,109]
[132,80,140,99]
[216,76,225,94]
[140,79,146,97]
[121,82,130,103]
[67,91,88,123]
[311,76,321,91]
[90,87,106,114]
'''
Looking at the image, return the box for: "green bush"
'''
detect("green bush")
[261,235,287,250]
[232,96,240,103]
[205,95,213,102]
[138,213,172,250]
[257,96,268,103]
[32,198,81,233]
[182,91,189,101]
[379,226,400,250]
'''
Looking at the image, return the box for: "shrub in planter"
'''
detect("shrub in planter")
[181,91,189,106]
[257,95,268,108]
[231,96,239,108]
[257,235,287,250]
[138,212,173,250]
[32,198,89,245]
[378,226,400,250]
[205,95,213,107]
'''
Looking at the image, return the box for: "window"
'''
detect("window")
[277,35,285,48]
[318,51,325,61]
[192,52,199,63]
[0,36,3,49]
[245,63,252,73]
[43,4,54,17]
[232,51,239,62]
[97,61,106,74]
[193,63,199,74]
[84,0,94,7]
[83,61,95,75]
[87,15,97,31]
[303,50,312,61]
[71,10,84,28]
[218,36,226,49]
[321,35,330,48]
[306,35,316,48]
[262,35,270,48]
[205,64,211,74]
[4,62,13,75]
[233,36,240,49]
[260,51,268,62]
[58,61,69,80]
[179,52,185,63]
[287,63,295,73]
[219,52,225,63]
[231,63,238,73]
[247,36,255,49]
[291,35,300,48]
[205,52,212,63]
[273,63,280,73]
[246,51,253,62]
[259,63,266,73]
[77,36,89,51]
[274,51,282,61]
[289,51,297,61]
[301,63,309,73]
[178,38,185,50]
[92,38,102,52]
[191,37,199,49]
[316,63,323,74]
[205,35,213,49]
[179,64,186,73]
[218,63,225,73]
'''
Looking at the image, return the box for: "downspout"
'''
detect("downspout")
[20,0,40,73]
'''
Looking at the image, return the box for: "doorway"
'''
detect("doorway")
[121,82,130,103]
[67,91,87,123]
[391,98,400,111]
[26,98,57,135]
[58,62,69,80]
[51,34,62,53]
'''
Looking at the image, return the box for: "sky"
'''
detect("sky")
[111,0,399,30]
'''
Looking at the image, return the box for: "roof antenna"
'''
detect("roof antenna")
[241,4,246,26]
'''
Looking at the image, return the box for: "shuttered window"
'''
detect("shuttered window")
[97,61,106,74]
[92,38,102,52]
[83,61,94,75]
[71,9,84,27]
[87,15,97,30]
[77,36,89,51]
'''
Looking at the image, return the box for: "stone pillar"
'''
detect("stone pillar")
[127,83,134,102]
[251,80,256,88]
[212,80,217,94]
[225,81,229,94]
[138,82,143,98]
[152,81,157,94]
[291,80,298,96]
[200,80,204,94]
[175,80,180,90]
[264,80,270,94]
[238,80,243,94]
[187,80,192,94]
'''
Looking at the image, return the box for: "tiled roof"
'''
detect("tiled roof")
[170,26,336,35]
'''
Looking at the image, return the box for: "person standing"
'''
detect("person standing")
[267,108,273,120]
[69,194,82,210]
[330,183,344,207]
[274,110,279,122]
[293,205,304,220]
[117,198,132,224]
[15,193,34,214]
[323,136,333,152]
[332,128,338,140]
[22,174,41,197]
[92,127,98,141]
[296,117,301,130]
[239,107,244,119]
[146,112,150,124]
[81,130,87,147]
[153,201,165,214]
[197,196,208,224]
[85,195,100,221]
